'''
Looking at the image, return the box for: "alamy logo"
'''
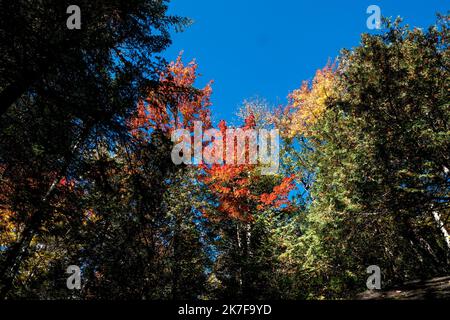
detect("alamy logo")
[366,265,381,290]
[171,121,280,175]
[366,5,382,30]
[66,5,81,30]
[66,265,81,290]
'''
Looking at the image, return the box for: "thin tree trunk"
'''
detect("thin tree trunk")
[432,210,450,251]
[242,222,251,297]
[172,212,182,299]
[236,224,243,291]
[245,223,251,255]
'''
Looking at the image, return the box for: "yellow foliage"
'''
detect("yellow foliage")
[0,208,18,247]
[83,209,101,225]
[287,65,337,137]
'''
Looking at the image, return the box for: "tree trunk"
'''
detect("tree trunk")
[432,210,450,251]
[172,212,182,299]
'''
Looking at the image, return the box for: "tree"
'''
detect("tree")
[278,15,450,298]
[200,112,297,299]
[0,0,188,298]
[0,0,190,116]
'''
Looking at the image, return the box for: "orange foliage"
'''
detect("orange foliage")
[201,115,296,222]
[258,175,296,210]
[129,52,213,138]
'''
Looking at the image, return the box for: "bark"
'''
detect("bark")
[432,210,450,251]
[171,212,182,299]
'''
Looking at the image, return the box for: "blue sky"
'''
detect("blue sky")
[165,0,448,125]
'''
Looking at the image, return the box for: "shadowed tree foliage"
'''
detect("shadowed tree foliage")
[0,0,190,298]
[0,3,448,300]
[275,15,450,298]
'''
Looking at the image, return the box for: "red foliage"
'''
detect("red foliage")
[201,115,296,222]
[129,52,213,138]
[258,175,296,210]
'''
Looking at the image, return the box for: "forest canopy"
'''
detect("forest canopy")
[0,1,449,300]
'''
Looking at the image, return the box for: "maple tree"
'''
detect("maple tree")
[197,110,297,298]
[130,52,213,139]
[200,115,295,222]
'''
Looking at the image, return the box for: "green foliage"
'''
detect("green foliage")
[1,5,449,300]
[286,15,450,298]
